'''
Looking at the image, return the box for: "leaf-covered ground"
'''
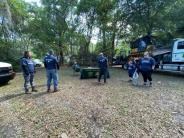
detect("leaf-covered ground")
[0,68,184,138]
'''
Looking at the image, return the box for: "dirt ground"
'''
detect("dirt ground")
[0,67,184,138]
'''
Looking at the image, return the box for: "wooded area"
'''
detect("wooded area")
[1,1,184,137]
[1,0,184,70]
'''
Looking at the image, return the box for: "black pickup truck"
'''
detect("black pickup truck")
[0,62,16,84]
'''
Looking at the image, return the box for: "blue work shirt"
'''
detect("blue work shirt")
[98,56,108,69]
[128,62,136,74]
[44,55,58,70]
[21,57,35,74]
[140,57,155,71]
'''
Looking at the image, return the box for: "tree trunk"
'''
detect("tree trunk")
[111,31,116,65]
[85,40,90,55]
[59,40,64,65]
[59,50,64,65]
[102,26,106,53]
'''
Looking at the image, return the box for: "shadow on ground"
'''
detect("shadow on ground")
[0,93,24,103]
[0,82,10,87]
[0,91,52,103]
[0,84,48,103]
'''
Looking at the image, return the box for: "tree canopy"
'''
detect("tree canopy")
[1,0,184,68]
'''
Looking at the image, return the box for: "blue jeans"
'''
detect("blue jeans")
[46,69,58,89]
[23,73,35,90]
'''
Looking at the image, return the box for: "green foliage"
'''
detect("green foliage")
[1,0,184,67]
[94,41,112,56]
[0,0,29,70]
[0,40,23,71]
[115,42,130,57]
[121,0,174,35]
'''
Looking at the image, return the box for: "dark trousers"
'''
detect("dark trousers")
[98,69,107,83]
[23,73,35,91]
[141,70,152,83]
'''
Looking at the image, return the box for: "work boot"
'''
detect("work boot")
[25,89,31,94]
[143,82,147,86]
[47,88,50,92]
[53,88,58,92]
[32,87,38,92]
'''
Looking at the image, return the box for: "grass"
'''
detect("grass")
[0,67,184,138]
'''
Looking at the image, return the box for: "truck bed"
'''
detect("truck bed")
[152,48,171,56]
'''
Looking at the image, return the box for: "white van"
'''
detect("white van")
[0,62,15,84]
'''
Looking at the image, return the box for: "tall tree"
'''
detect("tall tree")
[120,0,173,36]
[77,0,98,54]
[29,0,78,64]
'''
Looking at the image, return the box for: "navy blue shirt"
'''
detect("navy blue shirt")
[140,57,155,71]
[128,62,136,73]
[98,56,108,69]
[44,55,58,70]
[21,57,35,74]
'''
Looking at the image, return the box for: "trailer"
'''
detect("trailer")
[122,35,155,70]
[122,37,184,73]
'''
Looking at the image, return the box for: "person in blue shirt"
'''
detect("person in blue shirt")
[128,59,136,81]
[139,52,155,86]
[20,51,37,94]
[44,50,60,92]
[97,53,108,83]
[72,61,80,72]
